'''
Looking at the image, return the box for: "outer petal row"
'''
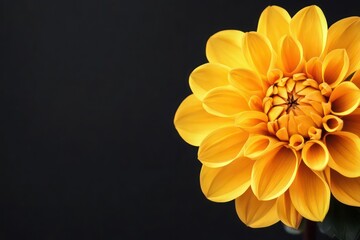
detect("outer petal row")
[235,188,279,228]
[251,145,299,201]
[189,63,230,100]
[257,5,291,53]
[206,30,248,69]
[174,95,233,146]
[324,131,360,177]
[198,127,249,168]
[290,5,328,60]
[326,17,360,76]
[327,168,360,207]
[289,163,330,221]
[200,157,254,202]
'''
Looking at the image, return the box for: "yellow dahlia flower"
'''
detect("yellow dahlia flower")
[174,5,360,229]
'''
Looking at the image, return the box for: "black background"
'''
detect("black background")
[2,0,359,239]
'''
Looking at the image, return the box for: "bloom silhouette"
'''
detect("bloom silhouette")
[174,5,360,229]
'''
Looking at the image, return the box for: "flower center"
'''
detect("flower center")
[263,72,330,142]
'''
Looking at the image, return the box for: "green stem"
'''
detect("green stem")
[303,220,317,240]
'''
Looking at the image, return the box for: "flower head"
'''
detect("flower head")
[174,5,360,229]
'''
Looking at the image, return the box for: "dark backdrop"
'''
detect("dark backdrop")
[2,0,359,239]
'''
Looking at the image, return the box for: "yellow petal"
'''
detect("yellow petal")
[330,82,360,116]
[244,135,285,159]
[277,191,302,229]
[290,5,327,60]
[289,163,330,221]
[322,49,349,88]
[198,127,249,168]
[257,5,291,52]
[202,86,250,117]
[251,145,298,200]
[229,68,265,97]
[350,70,360,88]
[174,95,233,146]
[328,169,360,207]
[324,131,360,177]
[189,63,230,100]
[302,140,329,171]
[326,17,360,77]
[278,35,304,75]
[206,30,247,68]
[342,108,360,136]
[200,157,254,202]
[235,188,279,228]
[235,111,268,134]
[242,32,275,77]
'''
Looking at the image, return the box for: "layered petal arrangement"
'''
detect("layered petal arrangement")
[174,5,360,229]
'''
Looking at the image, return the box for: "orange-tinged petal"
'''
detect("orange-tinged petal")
[302,140,329,171]
[202,86,250,117]
[244,135,285,159]
[290,5,327,60]
[257,5,291,52]
[189,63,230,100]
[242,32,275,77]
[328,169,360,207]
[322,49,349,88]
[200,157,254,202]
[277,191,302,229]
[251,145,298,200]
[206,30,247,68]
[289,163,330,221]
[278,35,304,76]
[330,82,360,116]
[324,131,360,177]
[198,127,249,168]
[342,108,360,136]
[326,17,360,77]
[305,57,323,83]
[350,70,360,88]
[229,68,265,97]
[174,95,233,146]
[235,188,279,228]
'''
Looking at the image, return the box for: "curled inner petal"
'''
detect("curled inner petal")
[302,140,329,171]
[322,115,343,132]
